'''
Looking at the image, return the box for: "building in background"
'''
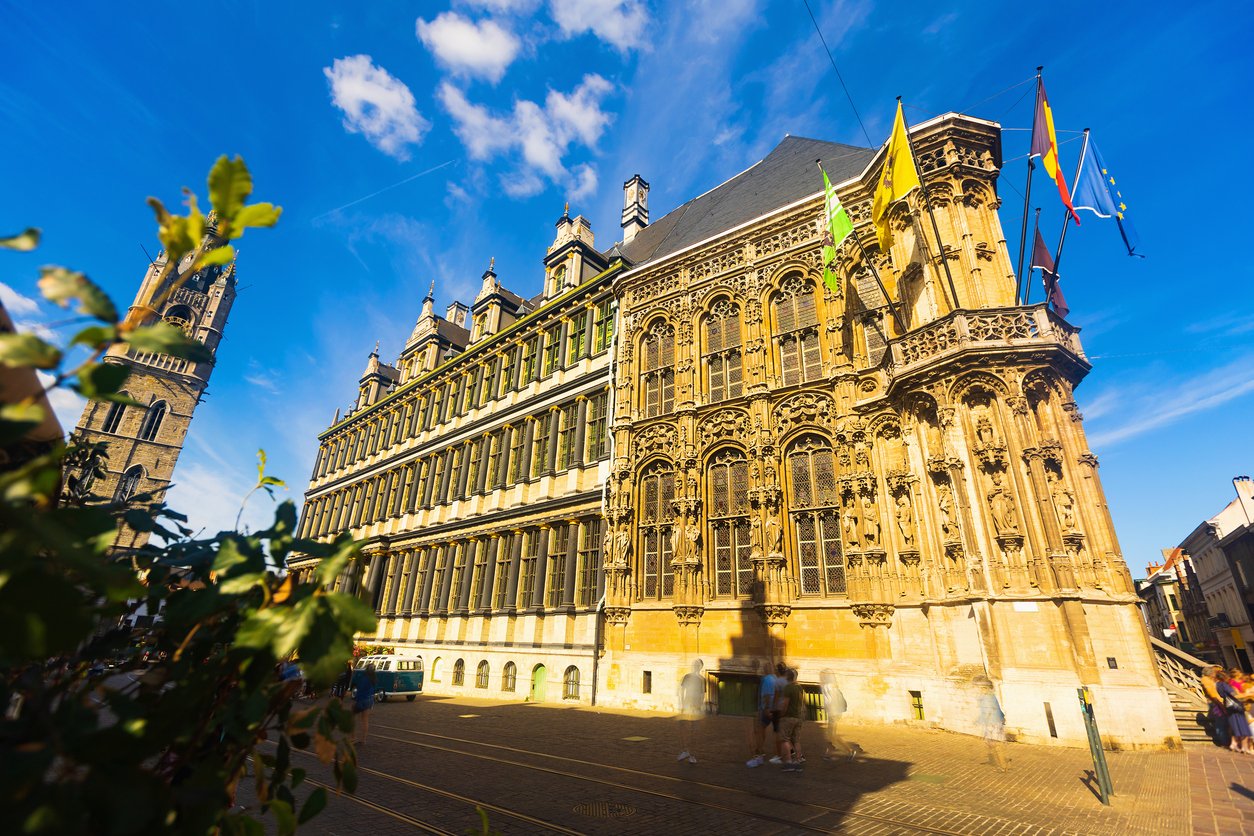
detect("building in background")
[290,210,617,704]
[70,225,236,551]
[294,114,1177,749]
[1138,548,1213,658]
[1179,477,1254,670]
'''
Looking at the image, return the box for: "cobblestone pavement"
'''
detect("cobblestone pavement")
[240,695,1252,834]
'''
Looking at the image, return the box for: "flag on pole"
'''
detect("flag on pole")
[872,102,922,250]
[1072,139,1143,257]
[1031,225,1069,318]
[1030,81,1080,225]
[821,168,853,294]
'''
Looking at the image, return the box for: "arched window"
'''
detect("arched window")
[476,660,490,689]
[138,401,166,442]
[114,465,143,503]
[708,448,752,597]
[773,274,823,386]
[101,396,127,434]
[502,661,517,692]
[638,460,676,599]
[786,436,845,596]
[640,320,675,418]
[704,298,743,403]
[452,658,465,686]
[431,656,443,682]
[563,665,580,700]
[163,304,195,336]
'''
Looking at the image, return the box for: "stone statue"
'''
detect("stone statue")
[1054,483,1077,531]
[686,522,701,561]
[976,415,995,447]
[750,513,763,550]
[764,509,782,555]
[986,471,1018,535]
[670,515,686,560]
[842,504,860,549]
[895,493,916,548]
[937,483,958,540]
[855,443,871,469]
[862,495,881,548]
[614,528,632,566]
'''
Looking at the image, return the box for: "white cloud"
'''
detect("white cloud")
[164,456,282,538]
[324,55,431,160]
[243,359,280,394]
[439,75,613,200]
[462,0,539,12]
[549,0,648,52]
[417,12,522,83]
[0,282,40,317]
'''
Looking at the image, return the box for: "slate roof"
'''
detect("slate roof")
[616,135,875,270]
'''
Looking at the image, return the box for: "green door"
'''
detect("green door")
[716,674,759,716]
[531,664,547,702]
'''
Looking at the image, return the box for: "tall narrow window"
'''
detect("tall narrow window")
[115,465,144,503]
[482,359,498,406]
[521,337,539,384]
[585,391,609,460]
[547,524,569,608]
[640,321,675,419]
[708,449,752,597]
[101,399,127,434]
[567,319,586,365]
[543,325,562,375]
[493,533,514,609]
[138,401,167,442]
[488,429,506,488]
[563,665,580,700]
[470,541,489,605]
[502,662,517,692]
[531,416,551,478]
[578,518,602,606]
[593,298,614,354]
[787,435,844,596]
[463,440,480,499]
[705,298,743,403]
[638,461,676,599]
[452,659,465,686]
[476,660,490,689]
[774,275,824,386]
[519,530,540,605]
[508,426,526,483]
[556,402,579,470]
[499,348,516,396]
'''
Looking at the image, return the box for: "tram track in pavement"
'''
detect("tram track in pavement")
[371,721,975,835]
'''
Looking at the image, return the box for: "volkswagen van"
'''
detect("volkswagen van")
[355,654,424,701]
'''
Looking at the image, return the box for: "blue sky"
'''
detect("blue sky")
[2,0,1251,571]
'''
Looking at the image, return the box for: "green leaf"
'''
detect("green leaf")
[70,324,118,350]
[0,402,45,444]
[71,363,129,399]
[0,227,40,251]
[208,156,253,229]
[195,245,235,268]
[256,449,268,483]
[233,203,282,236]
[0,332,61,369]
[146,198,196,263]
[124,322,213,362]
[217,572,266,595]
[297,787,327,825]
[38,266,118,322]
[269,798,296,836]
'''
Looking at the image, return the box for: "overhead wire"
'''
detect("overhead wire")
[801,0,874,147]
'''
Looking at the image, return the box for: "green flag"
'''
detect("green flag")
[822,169,853,294]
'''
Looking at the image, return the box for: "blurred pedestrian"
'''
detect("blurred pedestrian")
[351,663,377,745]
[776,668,807,772]
[747,660,778,768]
[333,659,354,699]
[677,659,705,764]
[1200,665,1231,748]
[975,677,1007,771]
[820,669,860,761]
[1217,669,1252,754]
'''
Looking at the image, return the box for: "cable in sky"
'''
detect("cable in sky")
[312,159,457,222]
[801,0,875,148]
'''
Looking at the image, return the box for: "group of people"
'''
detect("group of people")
[1201,665,1254,753]
[676,659,861,772]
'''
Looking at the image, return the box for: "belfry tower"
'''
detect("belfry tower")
[72,225,236,548]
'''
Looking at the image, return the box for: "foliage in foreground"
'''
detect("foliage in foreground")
[0,158,376,834]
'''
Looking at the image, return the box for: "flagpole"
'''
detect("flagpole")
[817,160,908,335]
[897,96,962,311]
[1025,207,1041,305]
[1016,67,1042,306]
[1052,127,1089,275]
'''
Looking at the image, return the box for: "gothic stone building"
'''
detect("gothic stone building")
[72,230,235,551]
[296,114,1176,748]
[291,211,616,704]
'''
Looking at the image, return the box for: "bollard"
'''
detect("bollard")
[1077,686,1114,805]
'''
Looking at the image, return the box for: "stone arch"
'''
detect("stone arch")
[948,370,1010,402]
[697,407,749,453]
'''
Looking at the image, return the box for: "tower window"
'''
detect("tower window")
[138,401,167,442]
[115,465,144,503]
[101,398,127,434]
[640,320,675,418]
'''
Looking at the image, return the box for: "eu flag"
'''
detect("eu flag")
[1072,138,1143,257]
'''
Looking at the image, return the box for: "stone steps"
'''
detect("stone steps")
[1171,695,1215,742]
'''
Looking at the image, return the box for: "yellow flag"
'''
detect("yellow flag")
[871,102,922,250]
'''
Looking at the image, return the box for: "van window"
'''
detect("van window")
[379,661,391,671]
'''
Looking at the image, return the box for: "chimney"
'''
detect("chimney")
[1235,476,1254,525]
[445,301,469,328]
[621,174,649,244]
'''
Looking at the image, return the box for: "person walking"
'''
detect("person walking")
[333,659,354,699]
[677,659,706,764]
[747,660,779,768]
[1200,665,1232,748]
[819,669,860,761]
[351,663,378,745]
[975,676,1007,771]
[1217,669,1253,754]
[776,668,807,773]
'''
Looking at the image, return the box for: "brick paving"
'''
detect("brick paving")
[236,695,1254,834]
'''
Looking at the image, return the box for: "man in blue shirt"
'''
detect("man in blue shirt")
[747,660,781,767]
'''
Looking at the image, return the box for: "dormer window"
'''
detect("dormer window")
[548,265,566,297]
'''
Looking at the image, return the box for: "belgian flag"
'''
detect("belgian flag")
[1030,81,1079,225]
